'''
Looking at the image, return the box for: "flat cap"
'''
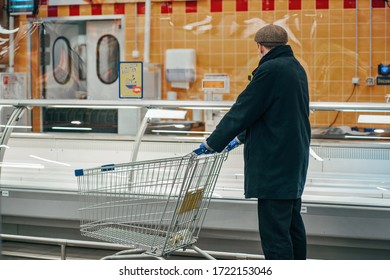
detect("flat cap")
[254,24,288,48]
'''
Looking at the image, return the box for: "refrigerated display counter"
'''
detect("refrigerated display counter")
[1,100,390,259]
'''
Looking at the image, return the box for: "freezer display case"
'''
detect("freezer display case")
[0,100,390,259]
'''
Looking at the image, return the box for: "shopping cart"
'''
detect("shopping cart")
[74,151,227,259]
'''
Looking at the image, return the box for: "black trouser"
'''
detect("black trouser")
[257,198,307,260]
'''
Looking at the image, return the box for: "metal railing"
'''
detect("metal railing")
[0,233,264,260]
[0,233,132,260]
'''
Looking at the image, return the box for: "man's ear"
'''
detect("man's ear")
[259,45,265,55]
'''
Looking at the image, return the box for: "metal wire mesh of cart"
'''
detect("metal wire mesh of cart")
[74,152,227,257]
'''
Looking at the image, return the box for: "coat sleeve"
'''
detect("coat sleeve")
[236,130,246,143]
[206,64,276,152]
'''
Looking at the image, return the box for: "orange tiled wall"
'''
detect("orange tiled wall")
[14,0,390,127]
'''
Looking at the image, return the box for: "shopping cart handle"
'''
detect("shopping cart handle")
[74,164,115,177]
[101,164,115,172]
[192,145,216,156]
[192,147,204,156]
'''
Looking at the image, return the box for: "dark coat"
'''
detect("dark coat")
[206,45,311,199]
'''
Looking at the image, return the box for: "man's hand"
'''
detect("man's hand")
[225,137,241,152]
[193,142,216,155]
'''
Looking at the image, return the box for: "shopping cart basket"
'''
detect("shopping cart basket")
[74,151,227,259]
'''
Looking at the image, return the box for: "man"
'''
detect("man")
[194,24,311,260]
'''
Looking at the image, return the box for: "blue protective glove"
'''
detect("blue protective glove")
[193,142,216,155]
[225,137,241,152]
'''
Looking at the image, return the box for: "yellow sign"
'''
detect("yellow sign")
[177,188,205,214]
[119,61,143,98]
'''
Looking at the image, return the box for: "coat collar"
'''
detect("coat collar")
[250,45,294,78]
[249,45,294,80]
[259,45,294,65]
